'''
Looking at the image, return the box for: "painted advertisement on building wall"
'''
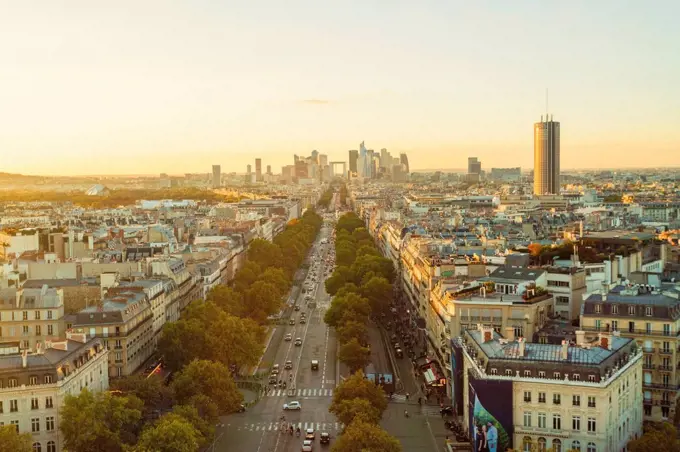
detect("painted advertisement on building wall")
[451,339,464,416]
[468,371,513,452]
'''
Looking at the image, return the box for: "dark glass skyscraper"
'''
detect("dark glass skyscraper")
[533,115,560,195]
[348,150,358,173]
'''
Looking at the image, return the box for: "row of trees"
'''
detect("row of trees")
[324,212,401,451]
[48,209,324,452]
[317,185,335,209]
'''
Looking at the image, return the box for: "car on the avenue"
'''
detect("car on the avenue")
[440,406,454,416]
[285,333,292,341]
[284,360,293,370]
[269,375,278,384]
[300,318,306,324]
[289,319,296,325]
[311,359,319,370]
[295,338,303,346]
[320,432,331,444]
[302,439,313,451]
[395,348,404,358]
[294,304,300,311]
[283,401,301,410]
[305,428,315,440]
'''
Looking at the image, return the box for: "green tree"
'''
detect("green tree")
[136,413,200,452]
[336,243,357,267]
[324,292,371,328]
[0,425,32,452]
[60,389,143,452]
[233,261,262,292]
[337,320,369,346]
[360,276,393,315]
[336,213,364,234]
[356,244,380,258]
[351,227,372,243]
[208,285,246,317]
[335,282,360,297]
[627,422,680,452]
[171,360,243,414]
[171,404,215,446]
[331,370,387,417]
[207,311,263,368]
[329,397,381,426]
[330,418,401,452]
[247,238,284,270]
[109,374,169,413]
[325,266,353,295]
[245,280,283,322]
[350,254,395,284]
[339,338,371,373]
[157,318,209,372]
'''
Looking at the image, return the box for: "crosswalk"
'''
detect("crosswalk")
[265,388,334,398]
[233,421,344,432]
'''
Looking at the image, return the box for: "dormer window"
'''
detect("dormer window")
[595,304,601,313]
[628,305,635,315]
[645,306,653,316]
[505,369,513,376]
[612,305,618,314]
[490,368,497,375]
[8,378,18,388]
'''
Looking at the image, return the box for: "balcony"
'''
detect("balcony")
[643,363,656,370]
[579,326,679,337]
[643,347,656,353]
[659,349,674,355]
[658,365,673,372]
[643,382,680,390]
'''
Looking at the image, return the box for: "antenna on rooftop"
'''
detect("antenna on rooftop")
[545,88,549,119]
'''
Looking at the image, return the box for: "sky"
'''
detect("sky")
[1,1,679,176]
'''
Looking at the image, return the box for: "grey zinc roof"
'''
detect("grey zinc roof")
[487,267,546,281]
[467,329,631,366]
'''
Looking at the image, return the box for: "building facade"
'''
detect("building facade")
[533,116,560,195]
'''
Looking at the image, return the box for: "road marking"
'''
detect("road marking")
[322,326,330,386]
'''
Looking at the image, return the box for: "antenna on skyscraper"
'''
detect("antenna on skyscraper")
[545,88,549,118]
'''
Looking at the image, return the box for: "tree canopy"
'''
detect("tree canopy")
[136,413,201,452]
[60,389,143,452]
[0,425,32,452]
[338,338,371,373]
[627,422,680,452]
[330,418,402,452]
[330,397,382,426]
[171,359,243,414]
[331,371,387,418]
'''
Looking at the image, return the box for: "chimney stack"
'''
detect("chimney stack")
[21,349,28,368]
[575,330,586,346]
[598,333,612,350]
[561,340,569,360]
[504,326,515,342]
[518,337,526,357]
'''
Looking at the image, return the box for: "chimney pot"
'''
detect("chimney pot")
[575,330,586,346]
[504,326,515,342]
[518,337,526,357]
[561,340,569,360]
[21,349,28,368]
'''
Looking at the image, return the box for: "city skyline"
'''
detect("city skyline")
[2,2,679,176]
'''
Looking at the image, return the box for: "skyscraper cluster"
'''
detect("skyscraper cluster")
[281,150,332,184]
[349,142,409,181]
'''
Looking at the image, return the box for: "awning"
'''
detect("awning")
[423,367,437,384]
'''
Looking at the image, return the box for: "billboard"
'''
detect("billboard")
[451,340,465,416]
[468,371,513,452]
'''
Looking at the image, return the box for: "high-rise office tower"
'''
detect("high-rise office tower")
[246,164,252,174]
[400,153,410,173]
[468,157,481,175]
[255,158,262,181]
[533,115,560,195]
[348,150,358,174]
[311,150,319,164]
[212,165,221,188]
[266,165,272,175]
[380,148,389,168]
[319,154,328,167]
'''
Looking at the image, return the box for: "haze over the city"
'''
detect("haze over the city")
[1,1,679,175]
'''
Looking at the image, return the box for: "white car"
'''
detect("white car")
[283,401,301,410]
[302,440,313,451]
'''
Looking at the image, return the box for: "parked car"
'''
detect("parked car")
[283,401,301,410]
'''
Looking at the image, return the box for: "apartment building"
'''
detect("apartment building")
[149,258,200,313]
[545,267,586,321]
[73,287,153,378]
[580,283,680,421]
[118,279,166,347]
[453,326,642,452]
[0,329,109,452]
[0,286,65,351]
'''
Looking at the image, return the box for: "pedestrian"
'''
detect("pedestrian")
[405,392,410,401]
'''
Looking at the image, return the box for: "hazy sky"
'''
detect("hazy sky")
[1,1,679,175]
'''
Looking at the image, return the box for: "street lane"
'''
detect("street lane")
[216,212,340,452]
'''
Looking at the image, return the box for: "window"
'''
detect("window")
[587,417,596,433]
[553,394,561,405]
[31,417,40,432]
[538,371,546,378]
[538,392,546,403]
[538,412,546,428]
[22,325,29,335]
[523,437,533,452]
[588,374,596,382]
[29,376,38,385]
[611,320,618,331]
[45,416,54,431]
[645,306,653,316]
[537,437,547,452]
[587,442,596,452]
[47,442,56,452]
[524,391,531,402]
[524,370,531,377]
[523,412,532,427]
[36,325,41,336]
[572,415,581,431]
[552,439,562,452]
[663,324,671,336]
[35,311,41,320]
[553,372,560,379]
[10,400,18,412]
[612,305,619,314]
[628,305,635,315]
[505,369,512,376]
[553,414,561,430]
[11,420,19,432]
[32,443,41,452]
[571,440,581,451]
[44,375,53,384]
[588,396,596,408]
[23,311,28,320]
[573,395,580,406]
[0,401,3,413]
[45,397,53,409]
[595,304,601,313]
[31,398,39,410]
[490,368,497,375]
